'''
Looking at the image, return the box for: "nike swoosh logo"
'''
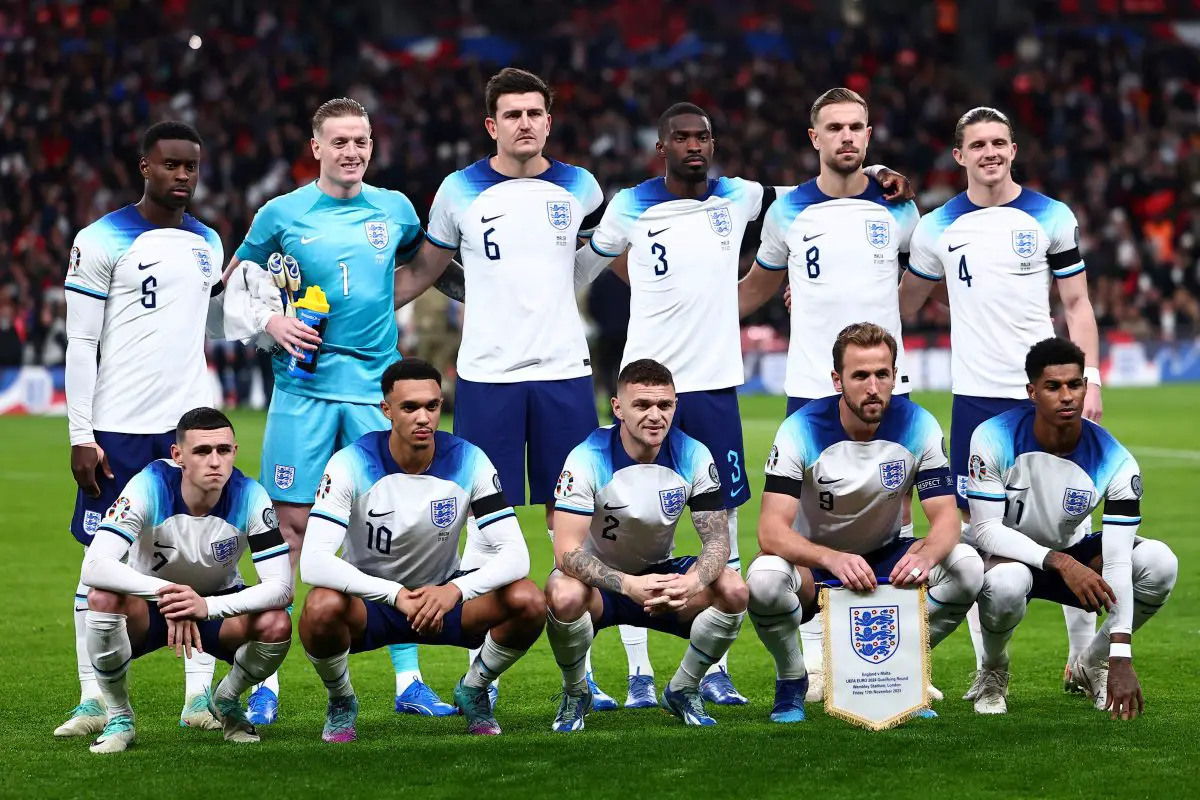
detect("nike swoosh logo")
[816,476,841,485]
[603,503,629,511]
[1005,485,1029,492]
[481,214,505,224]
[648,228,669,237]
[137,261,160,271]
[802,233,825,242]
[948,243,969,252]
[153,540,175,550]
[731,486,745,497]
[367,509,391,518]
[300,235,324,245]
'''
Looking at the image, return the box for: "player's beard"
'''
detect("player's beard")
[846,393,888,425]
[826,153,865,176]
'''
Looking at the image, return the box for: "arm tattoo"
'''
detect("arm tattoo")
[561,548,624,594]
[691,509,731,587]
[433,261,466,302]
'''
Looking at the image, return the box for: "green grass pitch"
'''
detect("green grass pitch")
[1,388,1196,799]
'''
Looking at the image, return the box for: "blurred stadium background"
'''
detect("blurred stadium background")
[0,0,1198,413]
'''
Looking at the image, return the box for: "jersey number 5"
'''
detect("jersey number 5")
[140,275,157,309]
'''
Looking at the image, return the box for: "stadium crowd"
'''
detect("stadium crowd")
[0,0,1197,378]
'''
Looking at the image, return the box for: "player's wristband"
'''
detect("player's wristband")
[1109,642,1132,659]
[1084,366,1102,388]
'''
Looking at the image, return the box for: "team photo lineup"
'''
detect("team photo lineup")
[4,4,1196,796]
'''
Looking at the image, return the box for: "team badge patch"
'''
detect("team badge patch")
[968,454,987,481]
[192,248,213,277]
[68,246,81,275]
[493,473,503,493]
[316,473,332,500]
[263,507,279,529]
[879,460,906,491]
[365,221,389,249]
[274,465,295,491]
[766,445,779,471]
[83,510,101,535]
[105,496,132,522]
[431,498,458,529]
[1012,230,1038,258]
[707,207,733,237]
[708,463,720,486]
[1062,487,1092,516]
[865,220,890,249]
[547,201,572,231]
[1131,474,1143,498]
[556,470,574,497]
[659,487,686,518]
[851,606,899,664]
[210,536,239,565]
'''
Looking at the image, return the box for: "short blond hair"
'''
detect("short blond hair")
[312,98,369,137]
[832,322,897,373]
[810,87,868,127]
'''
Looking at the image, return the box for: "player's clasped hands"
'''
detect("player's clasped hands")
[823,551,878,592]
[396,584,462,636]
[642,572,704,615]
[265,314,322,359]
[165,617,203,659]
[156,583,209,621]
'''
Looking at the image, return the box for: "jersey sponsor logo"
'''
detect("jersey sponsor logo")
[947,242,969,252]
[137,261,160,271]
[481,214,505,224]
[1062,487,1092,516]
[879,460,906,491]
[68,246,81,275]
[766,445,779,471]
[430,497,458,529]
[851,605,899,663]
[274,465,295,490]
[105,496,132,521]
[968,454,987,480]
[865,220,890,249]
[263,507,279,529]
[546,201,572,231]
[82,510,101,535]
[192,248,213,277]
[1131,474,1143,498]
[300,235,324,245]
[707,207,732,237]
[210,536,239,565]
[367,508,390,518]
[1012,230,1038,258]
[659,486,686,518]
[802,232,824,242]
[555,470,574,497]
[316,473,332,500]
[603,502,629,511]
[647,227,669,237]
[365,221,389,249]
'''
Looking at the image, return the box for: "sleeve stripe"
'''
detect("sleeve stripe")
[1053,262,1086,279]
[425,232,457,251]
[965,491,1006,501]
[396,230,425,259]
[1047,247,1082,270]
[898,251,910,267]
[763,474,803,499]
[470,492,509,520]
[905,263,940,282]
[97,524,136,544]
[310,510,349,528]
[252,544,290,562]
[248,527,285,553]
[1102,516,1142,526]
[589,238,621,258]
[554,503,593,517]
[688,490,724,512]
[754,256,788,271]
[64,283,108,300]
[476,509,516,529]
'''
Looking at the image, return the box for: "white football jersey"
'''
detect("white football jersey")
[554,425,723,574]
[310,430,513,588]
[756,180,919,400]
[764,395,954,554]
[966,407,1141,552]
[65,205,222,439]
[588,177,765,393]
[425,159,603,384]
[907,189,1084,399]
[95,460,286,595]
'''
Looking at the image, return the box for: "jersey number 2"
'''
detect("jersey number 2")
[601,514,619,541]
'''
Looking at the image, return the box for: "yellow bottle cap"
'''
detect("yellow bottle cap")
[293,285,330,313]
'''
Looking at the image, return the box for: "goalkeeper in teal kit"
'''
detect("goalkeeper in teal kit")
[227,98,464,721]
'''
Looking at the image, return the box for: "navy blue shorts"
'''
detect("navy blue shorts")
[132,598,238,664]
[353,601,484,653]
[597,555,698,638]
[454,375,598,506]
[674,388,749,510]
[1027,533,1113,608]
[71,430,176,545]
[951,395,1032,510]
[804,537,916,620]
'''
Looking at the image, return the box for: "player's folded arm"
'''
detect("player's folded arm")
[451,510,530,601]
[204,527,293,619]
[965,496,1052,569]
[81,527,170,600]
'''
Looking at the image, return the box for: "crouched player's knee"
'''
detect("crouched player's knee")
[936,543,984,607]
[712,568,749,614]
[978,562,1032,627]
[300,587,353,629]
[502,579,548,625]
[87,588,124,613]
[252,608,293,643]
[746,555,798,616]
[544,572,591,622]
[1133,539,1179,602]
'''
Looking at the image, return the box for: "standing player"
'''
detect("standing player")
[230,98,460,720]
[966,338,1177,718]
[80,408,293,753]
[899,107,1105,684]
[58,121,226,737]
[392,68,615,703]
[736,88,921,702]
[298,359,544,740]
[545,359,748,731]
[747,324,981,723]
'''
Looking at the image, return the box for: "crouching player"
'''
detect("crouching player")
[967,338,1178,718]
[298,359,544,741]
[81,408,293,753]
[545,359,748,731]
[747,323,982,722]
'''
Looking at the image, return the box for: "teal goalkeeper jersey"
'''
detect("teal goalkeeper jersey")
[236,182,423,403]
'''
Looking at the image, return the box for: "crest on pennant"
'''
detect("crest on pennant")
[707,207,733,237]
[430,497,458,529]
[659,487,686,518]
[211,536,239,565]
[1012,230,1037,258]
[274,465,295,490]
[192,248,213,277]
[1062,487,1092,516]
[547,201,572,230]
[865,220,890,249]
[365,221,389,249]
[879,460,906,491]
[851,605,899,664]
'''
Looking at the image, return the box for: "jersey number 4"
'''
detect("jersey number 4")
[957,255,973,288]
